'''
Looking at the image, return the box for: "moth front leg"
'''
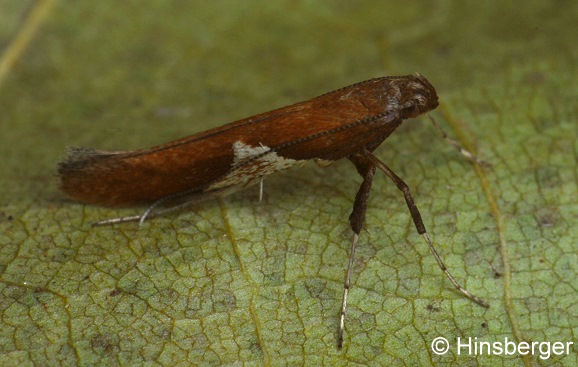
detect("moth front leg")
[364,151,489,308]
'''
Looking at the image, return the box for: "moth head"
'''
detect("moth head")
[399,74,439,119]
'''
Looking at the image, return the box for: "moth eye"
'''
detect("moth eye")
[412,95,428,111]
[404,103,419,114]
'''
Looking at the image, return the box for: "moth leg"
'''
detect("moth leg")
[259,178,264,202]
[92,187,228,227]
[427,115,490,167]
[338,153,376,349]
[92,196,170,226]
[365,151,489,308]
[93,214,142,226]
[258,142,267,201]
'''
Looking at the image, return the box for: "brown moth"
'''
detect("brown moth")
[58,74,489,348]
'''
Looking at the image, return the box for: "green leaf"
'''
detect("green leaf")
[1,1,576,366]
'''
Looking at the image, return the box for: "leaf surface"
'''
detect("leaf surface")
[0,1,576,366]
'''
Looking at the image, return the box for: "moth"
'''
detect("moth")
[58,74,489,348]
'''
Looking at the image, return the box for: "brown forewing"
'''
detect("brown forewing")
[58,76,426,207]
